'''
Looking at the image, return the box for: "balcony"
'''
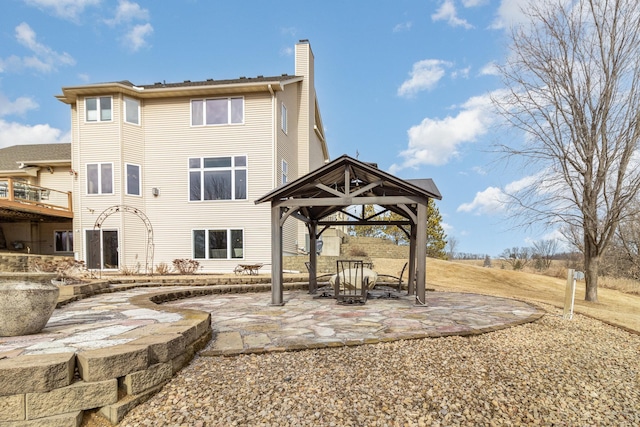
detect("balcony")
[0,178,73,221]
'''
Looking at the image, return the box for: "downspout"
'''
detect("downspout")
[268,84,276,190]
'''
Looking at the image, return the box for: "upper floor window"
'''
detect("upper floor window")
[87,163,113,195]
[189,155,247,201]
[281,159,288,184]
[124,98,140,125]
[191,97,244,126]
[281,103,288,133]
[86,97,112,122]
[126,163,141,196]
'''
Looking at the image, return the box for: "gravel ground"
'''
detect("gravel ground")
[109,304,640,427]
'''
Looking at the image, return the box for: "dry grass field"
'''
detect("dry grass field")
[372,257,640,334]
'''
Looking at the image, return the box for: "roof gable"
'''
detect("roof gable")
[257,154,441,203]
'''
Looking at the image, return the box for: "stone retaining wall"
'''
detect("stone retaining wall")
[0,279,306,426]
[0,253,74,273]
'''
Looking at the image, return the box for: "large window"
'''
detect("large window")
[124,98,140,125]
[126,163,141,196]
[54,230,73,252]
[189,156,247,201]
[193,229,243,259]
[191,97,244,126]
[87,163,113,195]
[86,97,112,122]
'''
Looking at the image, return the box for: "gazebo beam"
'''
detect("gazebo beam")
[274,195,425,208]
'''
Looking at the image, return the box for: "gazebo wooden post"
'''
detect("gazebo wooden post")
[308,221,318,293]
[415,201,428,305]
[408,223,417,295]
[271,205,284,306]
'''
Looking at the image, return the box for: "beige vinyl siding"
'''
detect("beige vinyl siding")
[119,96,147,269]
[142,93,275,272]
[277,86,301,255]
[38,168,72,194]
[75,95,123,265]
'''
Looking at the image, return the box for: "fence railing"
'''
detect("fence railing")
[0,178,72,213]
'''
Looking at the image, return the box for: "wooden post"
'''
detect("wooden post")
[415,201,427,305]
[271,205,284,305]
[308,221,318,293]
[408,223,417,295]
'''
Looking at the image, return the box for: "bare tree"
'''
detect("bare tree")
[446,236,459,259]
[493,0,640,301]
[500,246,532,270]
[532,239,559,270]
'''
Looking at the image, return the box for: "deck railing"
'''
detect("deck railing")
[0,178,72,213]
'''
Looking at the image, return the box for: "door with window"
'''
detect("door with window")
[85,229,119,269]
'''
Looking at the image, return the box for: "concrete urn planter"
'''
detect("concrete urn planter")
[0,281,60,336]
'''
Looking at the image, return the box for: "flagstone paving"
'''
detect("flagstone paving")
[167,289,543,356]
[0,284,543,359]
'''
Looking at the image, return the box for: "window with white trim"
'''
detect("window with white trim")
[54,230,73,252]
[124,98,140,125]
[193,229,244,259]
[87,163,113,195]
[281,103,287,133]
[125,163,141,196]
[86,97,112,122]
[191,97,244,126]
[189,156,247,201]
[281,159,288,184]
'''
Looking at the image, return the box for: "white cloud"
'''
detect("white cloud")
[23,0,101,21]
[490,0,530,30]
[390,92,495,171]
[0,94,38,116]
[280,47,294,56]
[280,27,297,37]
[462,0,488,6]
[0,120,69,149]
[393,22,413,32]
[105,0,149,25]
[124,23,153,52]
[451,66,471,79]
[397,59,452,97]
[2,22,76,73]
[472,166,487,175]
[457,186,508,214]
[441,222,454,233]
[480,61,500,76]
[432,0,474,29]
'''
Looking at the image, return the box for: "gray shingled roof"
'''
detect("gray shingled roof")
[0,143,71,171]
[136,74,300,90]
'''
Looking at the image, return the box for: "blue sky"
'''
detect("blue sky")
[0,0,559,256]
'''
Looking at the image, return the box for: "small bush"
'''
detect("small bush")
[172,258,200,274]
[120,264,139,275]
[155,262,172,275]
[348,247,368,257]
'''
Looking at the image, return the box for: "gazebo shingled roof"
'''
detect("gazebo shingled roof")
[256,155,442,306]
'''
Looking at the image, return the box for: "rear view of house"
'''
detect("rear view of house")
[55,40,329,273]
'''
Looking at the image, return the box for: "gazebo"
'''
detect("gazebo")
[255,155,442,306]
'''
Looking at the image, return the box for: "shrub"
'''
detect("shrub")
[155,262,172,275]
[348,247,368,257]
[172,258,200,274]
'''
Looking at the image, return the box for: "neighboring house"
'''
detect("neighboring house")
[0,143,74,254]
[55,40,329,273]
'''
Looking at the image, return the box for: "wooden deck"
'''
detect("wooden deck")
[0,178,72,220]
